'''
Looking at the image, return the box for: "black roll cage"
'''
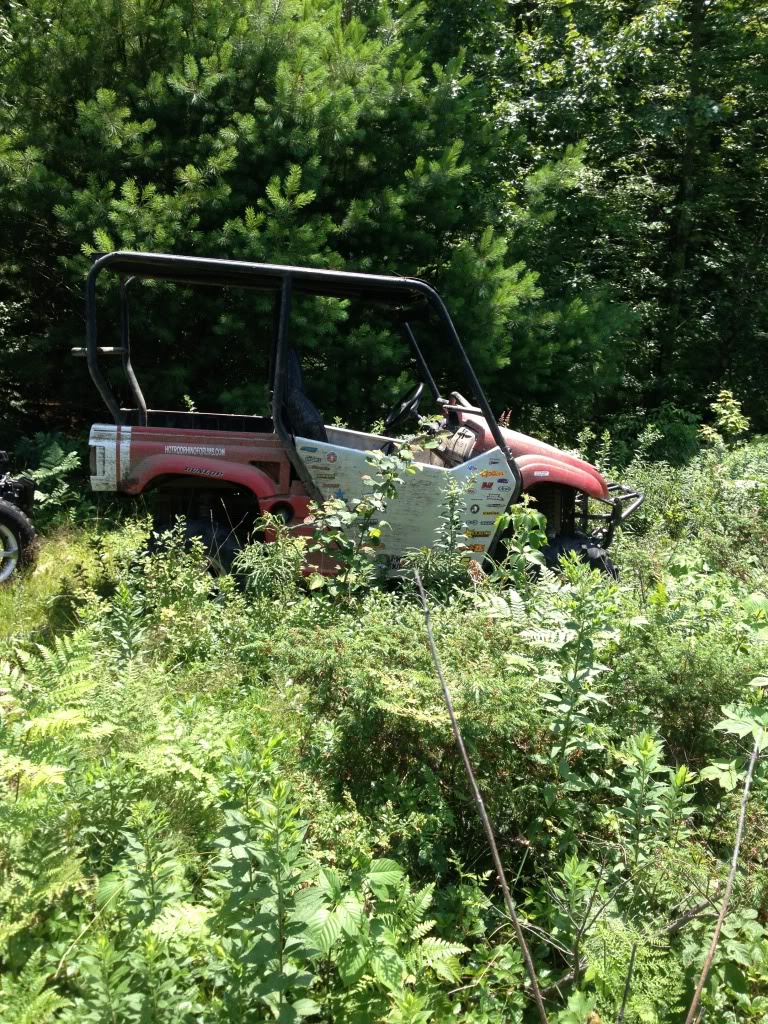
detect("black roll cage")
[81,250,523,500]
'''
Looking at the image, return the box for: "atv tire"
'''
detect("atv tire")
[0,498,37,584]
[151,516,242,577]
[542,534,618,580]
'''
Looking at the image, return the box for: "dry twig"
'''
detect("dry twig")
[684,731,763,1024]
[413,569,549,1024]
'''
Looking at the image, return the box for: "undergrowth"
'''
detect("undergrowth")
[1,435,767,1022]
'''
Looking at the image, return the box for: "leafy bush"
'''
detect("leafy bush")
[1,438,768,1021]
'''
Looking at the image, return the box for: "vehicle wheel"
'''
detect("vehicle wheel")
[542,534,618,580]
[151,516,242,577]
[0,499,37,584]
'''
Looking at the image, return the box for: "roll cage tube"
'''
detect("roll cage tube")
[83,251,523,501]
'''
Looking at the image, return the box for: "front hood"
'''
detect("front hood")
[460,414,610,499]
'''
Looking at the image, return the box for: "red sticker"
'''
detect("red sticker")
[326,453,338,463]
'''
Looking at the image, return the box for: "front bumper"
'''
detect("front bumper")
[578,482,645,549]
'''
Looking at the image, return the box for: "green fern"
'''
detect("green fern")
[0,949,69,1023]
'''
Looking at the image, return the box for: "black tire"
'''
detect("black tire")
[542,534,618,579]
[151,516,242,576]
[0,499,37,584]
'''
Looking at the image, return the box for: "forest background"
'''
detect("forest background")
[1,0,766,453]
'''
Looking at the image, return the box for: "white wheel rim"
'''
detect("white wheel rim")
[0,523,20,583]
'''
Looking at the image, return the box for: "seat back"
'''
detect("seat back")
[282,348,328,443]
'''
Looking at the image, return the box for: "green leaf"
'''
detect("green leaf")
[700,761,742,791]
[714,708,756,738]
[292,998,321,1018]
[307,908,343,953]
[366,858,404,897]
[370,946,405,991]
[337,941,369,985]
[337,893,365,937]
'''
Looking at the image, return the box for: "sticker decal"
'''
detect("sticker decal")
[294,435,506,562]
[183,466,224,477]
[533,470,550,477]
[165,444,224,456]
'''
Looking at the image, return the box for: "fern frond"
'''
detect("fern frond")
[418,936,469,960]
[25,709,89,739]
[410,919,435,940]
[408,882,434,924]
[0,754,67,789]
[521,626,574,650]
[474,591,527,624]
[33,852,85,903]
[0,949,69,1023]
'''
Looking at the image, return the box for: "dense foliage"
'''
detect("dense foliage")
[1,0,766,440]
[2,425,767,1022]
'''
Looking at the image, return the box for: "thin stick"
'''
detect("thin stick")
[412,569,549,1024]
[684,731,762,1024]
[665,887,722,936]
[573,865,605,987]
[54,881,124,978]
[541,884,724,1000]
[615,942,638,1024]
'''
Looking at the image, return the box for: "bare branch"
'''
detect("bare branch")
[665,885,722,936]
[413,569,549,1024]
[616,942,638,1023]
[540,882,724,1001]
[684,731,762,1024]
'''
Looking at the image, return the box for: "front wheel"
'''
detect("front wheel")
[0,499,37,584]
[542,534,618,579]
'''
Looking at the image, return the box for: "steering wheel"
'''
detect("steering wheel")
[384,382,425,432]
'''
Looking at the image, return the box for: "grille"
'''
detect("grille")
[528,484,576,538]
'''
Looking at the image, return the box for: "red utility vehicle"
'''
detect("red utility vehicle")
[79,252,643,574]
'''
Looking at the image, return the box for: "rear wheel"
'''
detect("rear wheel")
[151,517,242,576]
[0,499,37,584]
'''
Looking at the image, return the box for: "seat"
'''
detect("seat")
[282,348,328,443]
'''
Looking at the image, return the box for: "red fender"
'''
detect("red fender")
[459,414,612,496]
[516,454,610,501]
[123,455,279,499]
